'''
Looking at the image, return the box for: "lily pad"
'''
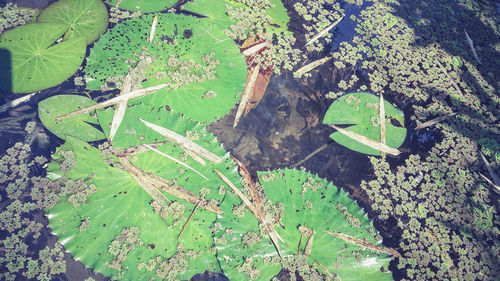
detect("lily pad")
[46,109,242,280]
[38,95,106,142]
[105,0,177,12]
[85,13,247,122]
[37,0,109,45]
[323,91,406,156]
[0,23,86,93]
[216,169,393,280]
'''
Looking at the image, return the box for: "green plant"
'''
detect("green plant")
[84,13,247,122]
[216,168,394,280]
[322,91,406,156]
[38,95,106,142]
[37,0,109,45]
[0,23,86,93]
[105,0,177,13]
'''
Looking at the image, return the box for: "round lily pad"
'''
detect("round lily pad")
[216,169,393,280]
[38,95,106,142]
[37,0,109,45]
[85,13,247,122]
[46,109,241,280]
[105,0,177,12]
[323,91,407,156]
[0,23,86,93]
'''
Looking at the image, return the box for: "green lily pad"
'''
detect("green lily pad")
[85,13,247,122]
[216,169,393,280]
[37,0,109,45]
[46,109,241,280]
[104,0,177,12]
[0,23,86,93]
[323,91,406,156]
[38,95,106,142]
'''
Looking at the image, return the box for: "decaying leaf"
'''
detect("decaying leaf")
[109,74,132,142]
[121,157,223,214]
[322,230,401,257]
[295,56,332,77]
[328,124,401,156]
[379,93,386,158]
[414,113,457,130]
[139,118,222,164]
[234,64,260,128]
[306,14,344,46]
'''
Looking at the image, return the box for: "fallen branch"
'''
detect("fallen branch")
[479,151,500,186]
[242,41,270,56]
[148,15,158,43]
[177,200,201,240]
[328,124,401,156]
[55,83,170,120]
[0,93,36,113]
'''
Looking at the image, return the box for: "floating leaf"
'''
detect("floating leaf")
[0,23,86,93]
[37,0,109,45]
[85,13,247,122]
[46,109,241,280]
[105,0,176,13]
[323,91,406,156]
[38,95,106,142]
[216,169,393,280]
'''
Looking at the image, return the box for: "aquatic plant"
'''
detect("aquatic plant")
[0,0,109,93]
[0,23,86,93]
[84,13,247,122]
[323,92,406,156]
[38,95,106,142]
[37,0,109,45]
[0,3,38,34]
[216,168,395,280]
[105,0,177,13]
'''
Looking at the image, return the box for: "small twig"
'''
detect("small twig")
[414,112,457,130]
[115,0,122,8]
[114,141,169,157]
[56,83,170,120]
[177,200,202,240]
[293,142,332,167]
[143,144,208,180]
[295,56,332,77]
[313,259,336,280]
[148,15,158,43]
[199,26,228,44]
[328,124,401,156]
[306,14,344,46]
[379,93,386,159]
[436,60,464,96]
[322,230,401,257]
[464,29,481,64]
[234,64,260,128]
[479,173,500,193]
